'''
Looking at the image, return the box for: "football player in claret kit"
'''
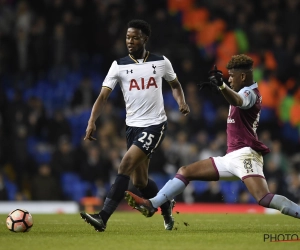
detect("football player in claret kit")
[125,54,300,221]
[80,19,190,232]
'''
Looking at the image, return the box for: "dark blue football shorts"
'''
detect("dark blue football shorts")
[126,121,167,158]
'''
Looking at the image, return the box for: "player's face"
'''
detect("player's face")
[126,28,147,56]
[228,69,244,92]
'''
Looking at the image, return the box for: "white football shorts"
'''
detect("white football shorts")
[211,147,265,181]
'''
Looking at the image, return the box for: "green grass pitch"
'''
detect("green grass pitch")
[1,211,299,250]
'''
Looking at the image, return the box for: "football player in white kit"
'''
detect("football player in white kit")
[125,54,300,223]
[80,19,190,232]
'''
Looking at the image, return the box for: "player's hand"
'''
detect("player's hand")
[84,122,97,141]
[179,102,190,116]
[208,65,223,87]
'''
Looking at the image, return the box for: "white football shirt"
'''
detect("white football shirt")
[102,52,176,127]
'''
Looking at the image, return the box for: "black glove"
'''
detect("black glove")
[197,65,223,93]
[208,65,223,87]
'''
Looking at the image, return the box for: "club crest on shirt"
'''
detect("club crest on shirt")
[244,90,250,97]
[243,159,253,173]
[152,64,156,74]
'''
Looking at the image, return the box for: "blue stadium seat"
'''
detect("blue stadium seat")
[67,114,81,146]
[27,137,51,164]
[60,173,101,202]
[70,110,91,146]
[79,110,92,123]
[34,151,51,164]
[68,180,98,202]
[260,107,276,122]
[60,172,82,200]
[192,181,209,195]
[89,71,104,92]
[4,179,18,200]
[281,122,299,144]
[163,90,179,110]
[90,54,104,72]
[71,181,88,202]
[65,71,82,88]
[219,181,243,203]
[203,100,216,123]
[81,181,98,197]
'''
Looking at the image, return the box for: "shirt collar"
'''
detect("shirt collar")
[128,51,149,64]
[250,82,258,89]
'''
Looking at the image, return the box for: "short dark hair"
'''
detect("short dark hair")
[226,54,253,70]
[127,19,151,37]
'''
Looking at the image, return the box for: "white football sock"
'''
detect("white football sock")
[149,178,186,208]
[269,194,300,218]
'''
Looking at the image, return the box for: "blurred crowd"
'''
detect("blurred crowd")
[0,0,300,205]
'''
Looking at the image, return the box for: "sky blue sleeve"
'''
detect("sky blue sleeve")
[238,87,257,109]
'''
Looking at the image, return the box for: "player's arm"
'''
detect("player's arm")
[219,86,243,107]
[163,56,190,116]
[85,61,118,140]
[208,65,243,106]
[84,87,112,141]
[169,78,190,116]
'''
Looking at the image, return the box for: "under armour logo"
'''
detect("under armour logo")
[127,69,133,74]
[152,65,156,74]
[243,159,253,173]
[142,144,149,150]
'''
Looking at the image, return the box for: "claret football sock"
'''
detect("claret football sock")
[150,175,189,208]
[100,174,130,224]
[259,193,300,219]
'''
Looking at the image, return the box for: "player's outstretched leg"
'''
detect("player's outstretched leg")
[245,177,300,219]
[259,193,300,219]
[124,191,158,217]
[80,212,106,232]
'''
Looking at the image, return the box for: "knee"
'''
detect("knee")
[177,166,188,177]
